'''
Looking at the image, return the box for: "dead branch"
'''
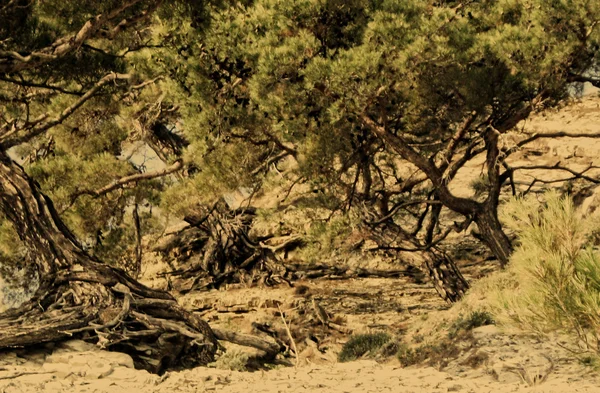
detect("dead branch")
[66,160,182,208]
[212,328,281,359]
[507,131,600,157]
[364,199,442,226]
[510,162,600,184]
[441,110,477,171]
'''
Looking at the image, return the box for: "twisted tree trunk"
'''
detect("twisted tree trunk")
[422,249,469,303]
[0,153,217,374]
[474,205,512,267]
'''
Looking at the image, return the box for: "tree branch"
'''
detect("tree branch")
[0,76,84,96]
[568,73,600,88]
[360,113,479,215]
[65,160,183,209]
[510,161,600,184]
[0,73,133,148]
[506,131,600,157]
[0,0,161,73]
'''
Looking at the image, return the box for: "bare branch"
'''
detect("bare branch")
[510,161,600,184]
[361,113,479,215]
[507,131,600,157]
[73,159,183,199]
[441,110,477,171]
[0,76,84,96]
[568,73,600,88]
[364,199,442,226]
[60,160,183,214]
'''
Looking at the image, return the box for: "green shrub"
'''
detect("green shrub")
[338,333,391,362]
[209,349,250,371]
[492,191,600,355]
[396,341,461,368]
[396,343,420,367]
[448,311,495,339]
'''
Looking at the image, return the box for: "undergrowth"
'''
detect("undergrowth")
[448,311,495,339]
[209,349,250,371]
[472,191,600,362]
[338,332,391,362]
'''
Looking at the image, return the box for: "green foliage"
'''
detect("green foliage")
[470,175,491,198]
[297,212,360,264]
[338,332,391,362]
[3,0,600,306]
[149,0,600,229]
[396,340,461,368]
[492,192,600,355]
[396,343,420,367]
[448,311,495,339]
[579,355,600,369]
[209,348,250,371]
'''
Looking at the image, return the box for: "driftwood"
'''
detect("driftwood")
[282,263,424,281]
[213,328,281,360]
[153,202,303,292]
[153,202,432,294]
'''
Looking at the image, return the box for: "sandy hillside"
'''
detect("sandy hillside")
[3,94,600,392]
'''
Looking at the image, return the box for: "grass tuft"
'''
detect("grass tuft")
[338,332,391,362]
[448,311,495,339]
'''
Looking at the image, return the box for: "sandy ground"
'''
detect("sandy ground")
[0,334,598,393]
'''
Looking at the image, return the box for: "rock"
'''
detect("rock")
[42,361,76,378]
[85,361,114,380]
[97,350,135,369]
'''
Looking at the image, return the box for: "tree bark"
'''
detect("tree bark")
[474,204,513,267]
[422,248,469,303]
[0,152,217,373]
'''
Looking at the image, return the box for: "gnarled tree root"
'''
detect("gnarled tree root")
[0,265,218,374]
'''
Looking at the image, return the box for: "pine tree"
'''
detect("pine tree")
[0,0,218,373]
[159,0,600,269]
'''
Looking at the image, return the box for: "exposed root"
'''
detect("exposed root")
[212,328,281,360]
[0,269,217,374]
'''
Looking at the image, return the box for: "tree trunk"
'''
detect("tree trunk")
[0,153,217,374]
[474,204,513,267]
[422,248,469,303]
[364,222,469,302]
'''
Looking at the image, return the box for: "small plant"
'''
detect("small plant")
[338,332,391,362]
[396,341,461,368]
[448,311,495,339]
[209,349,250,371]
[470,175,490,197]
[579,355,600,369]
[396,343,420,367]
[413,334,424,344]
